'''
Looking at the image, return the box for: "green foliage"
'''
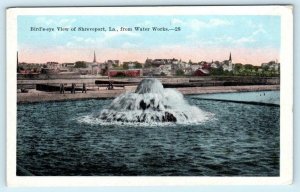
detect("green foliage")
[222,70,234,76]
[261,65,269,71]
[160,72,166,76]
[123,63,129,69]
[234,63,243,72]
[135,63,143,69]
[259,69,280,77]
[17,66,24,72]
[210,68,223,75]
[176,69,184,76]
[74,61,87,68]
[244,64,254,70]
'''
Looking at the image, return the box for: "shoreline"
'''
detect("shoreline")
[17,85,280,104]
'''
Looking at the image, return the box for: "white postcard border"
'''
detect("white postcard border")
[6,6,293,186]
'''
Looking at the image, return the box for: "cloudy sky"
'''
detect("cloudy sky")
[18,15,280,65]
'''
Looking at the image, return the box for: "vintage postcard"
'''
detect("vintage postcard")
[6,6,293,186]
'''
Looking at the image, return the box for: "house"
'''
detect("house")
[194,68,210,76]
[108,69,142,77]
[211,62,220,69]
[158,64,172,76]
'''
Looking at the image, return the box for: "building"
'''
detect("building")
[190,64,202,71]
[93,50,97,63]
[107,60,120,67]
[222,52,233,71]
[108,69,142,77]
[261,60,280,72]
[62,63,75,68]
[211,60,221,69]
[46,62,60,69]
[85,50,102,75]
[194,68,210,76]
[144,58,182,76]
[158,64,172,76]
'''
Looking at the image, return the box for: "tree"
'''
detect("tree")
[239,64,253,76]
[74,61,87,68]
[234,63,243,72]
[176,69,184,76]
[123,63,129,69]
[160,72,166,76]
[210,68,223,76]
[17,65,24,73]
[244,64,254,70]
[135,63,143,69]
[261,65,269,71]
[222,70,233,76]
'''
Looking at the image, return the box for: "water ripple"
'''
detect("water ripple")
[17,95,279,176]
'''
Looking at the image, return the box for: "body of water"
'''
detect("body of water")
[17,91,279,176]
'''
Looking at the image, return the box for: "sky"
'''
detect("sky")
[18,15,281,65]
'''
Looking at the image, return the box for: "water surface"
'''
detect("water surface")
[17,92,279,176]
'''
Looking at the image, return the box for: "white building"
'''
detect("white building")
[222,53,233,71]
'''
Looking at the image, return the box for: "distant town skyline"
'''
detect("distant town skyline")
[18,15,280,65]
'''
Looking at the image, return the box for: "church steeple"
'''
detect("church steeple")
[93,50,97,63]
[229,52,232,61]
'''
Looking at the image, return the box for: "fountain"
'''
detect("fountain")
[98,79,213,124]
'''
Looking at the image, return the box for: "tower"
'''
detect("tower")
[93,50,97,63]
[228,52,233,71]
[17,51,19,65]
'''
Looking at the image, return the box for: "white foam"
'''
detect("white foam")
[79,79,214,126]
